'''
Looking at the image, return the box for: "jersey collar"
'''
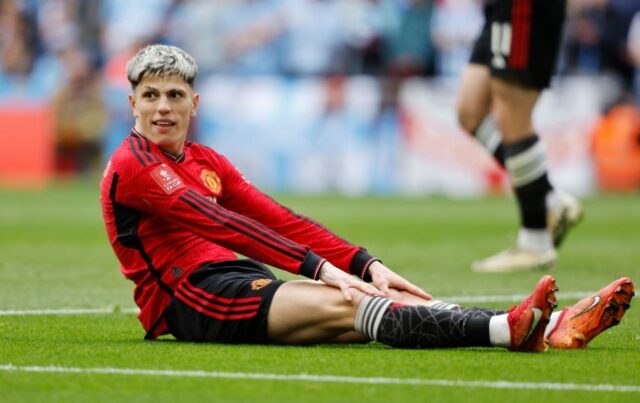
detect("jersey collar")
[129,128,186,163]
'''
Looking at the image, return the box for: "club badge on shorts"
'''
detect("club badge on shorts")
[251,279,272,291]
[201,169,222,196]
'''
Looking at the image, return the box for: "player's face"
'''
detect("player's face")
[129,74,199,156]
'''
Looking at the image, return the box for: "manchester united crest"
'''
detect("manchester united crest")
[201,169,222,195]
[250,279,272,291]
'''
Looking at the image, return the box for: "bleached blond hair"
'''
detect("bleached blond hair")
[126,44,198,89]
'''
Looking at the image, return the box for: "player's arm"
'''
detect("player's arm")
[170,188,380,298]
[217,155,378,280]
[216,156,430,299]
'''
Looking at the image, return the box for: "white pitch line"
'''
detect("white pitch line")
[0,308,140,316]
[0,364,638,393]
[0,292,592,316]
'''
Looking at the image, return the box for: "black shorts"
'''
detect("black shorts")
[470,0,566,89]
[165,259,285,344]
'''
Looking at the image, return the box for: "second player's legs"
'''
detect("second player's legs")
[491,77,554,237]
[457,64,492,134]
[490,79,540,143]
[457,63,507,165]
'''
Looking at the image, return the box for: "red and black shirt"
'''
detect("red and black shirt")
[100,129,378,338]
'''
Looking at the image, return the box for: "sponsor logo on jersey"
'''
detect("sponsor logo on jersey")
[201,169,222,195]
[250,279,272,291]
[150,164,184,194]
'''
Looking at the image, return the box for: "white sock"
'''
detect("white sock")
[546,190,561,212]
[489,313,511,347]
[517,228,553,253]
[544,311,563,338]
[474,116,502,155]
[354,296,392,340]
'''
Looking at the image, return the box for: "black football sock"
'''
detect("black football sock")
[504,135,553,230]
[462,306,504,319]
[355,296,494,348]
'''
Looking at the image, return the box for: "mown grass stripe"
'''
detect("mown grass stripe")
[1,364,638,393]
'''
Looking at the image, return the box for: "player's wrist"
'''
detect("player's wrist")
[367,260,384,276]
[349,249,380,282]
[299,251,325,280]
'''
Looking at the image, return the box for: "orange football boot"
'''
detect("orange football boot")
[508,275,558,352]
[547,277,634,349]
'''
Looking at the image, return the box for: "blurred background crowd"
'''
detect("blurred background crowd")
[1,0,640,195]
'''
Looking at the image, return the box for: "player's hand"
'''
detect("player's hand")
[318,261,384,302]
[368,261,432,300]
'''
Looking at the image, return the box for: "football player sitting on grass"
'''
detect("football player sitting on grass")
[100,44,634,352]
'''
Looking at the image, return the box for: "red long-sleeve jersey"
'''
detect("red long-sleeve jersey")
[100,129,378,338]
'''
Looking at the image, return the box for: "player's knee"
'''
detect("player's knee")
[303,296,359,336]
[457,103,484,135]
[456,97,487,135]
[348,288,368,306]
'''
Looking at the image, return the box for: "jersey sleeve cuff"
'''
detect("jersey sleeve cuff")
[349,249,380,282]
[299,251,325,280]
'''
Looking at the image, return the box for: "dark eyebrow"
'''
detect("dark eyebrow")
[142,85,186,93]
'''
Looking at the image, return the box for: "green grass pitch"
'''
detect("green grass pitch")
[1,180,639,402]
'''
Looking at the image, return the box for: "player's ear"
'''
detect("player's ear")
[128,93,137,118]
[191,93,200,117]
